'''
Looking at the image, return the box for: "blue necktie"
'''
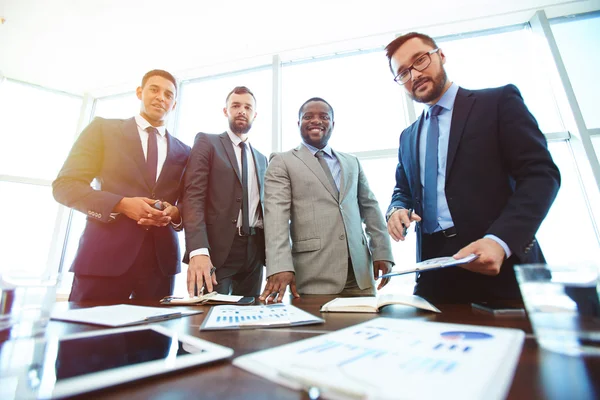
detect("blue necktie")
[423,105,442,234]
[146,127,159,185]
[240,142,250,235]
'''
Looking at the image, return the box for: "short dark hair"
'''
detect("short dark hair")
[385,32,439,74]
[298,97,334,121]
[141,69,178,93]
[225,86,256,105]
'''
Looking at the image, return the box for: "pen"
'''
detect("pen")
[195,266,217,296]
[144,312,181,322]
[402,208,413,236]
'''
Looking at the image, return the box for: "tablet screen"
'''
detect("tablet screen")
[54,328,205,380]
[0,326,233,399]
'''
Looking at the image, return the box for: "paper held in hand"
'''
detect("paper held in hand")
[381,253,479,278]
[320,294,441,313]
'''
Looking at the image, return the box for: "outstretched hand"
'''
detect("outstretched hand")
[453,238,506,276]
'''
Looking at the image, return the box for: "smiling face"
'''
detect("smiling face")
[136,76,177,126]
[390,37,450,105]
[224,92,257,135]
[298,100,334,149]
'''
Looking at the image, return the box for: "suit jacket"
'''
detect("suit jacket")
[182,132,268,268]
[53,117,191,277]
[264,144,394,294]
[388,84,560,298]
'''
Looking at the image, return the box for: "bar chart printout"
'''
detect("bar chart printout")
[200,304,324,331]
[233,317,524,400]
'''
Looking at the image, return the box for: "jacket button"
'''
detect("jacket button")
[231,219,237,224]
[236,198,241,202]
[339,234,345,240]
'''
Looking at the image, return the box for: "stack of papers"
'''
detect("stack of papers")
[234,317,524,400]
[51,304,201,327]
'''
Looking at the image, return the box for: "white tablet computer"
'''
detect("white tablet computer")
[5,325,233,399]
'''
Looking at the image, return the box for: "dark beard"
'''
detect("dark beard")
[409,69,448,104]
[229,118,252,135]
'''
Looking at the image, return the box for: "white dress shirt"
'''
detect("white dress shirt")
[134,114,168,179]
[190,130,262,260]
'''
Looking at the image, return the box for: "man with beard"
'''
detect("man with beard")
[53,69,190,301]
[182,86,268,297]
[384,32,560,303]
[259,98,394,303]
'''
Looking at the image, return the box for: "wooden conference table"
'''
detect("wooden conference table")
[43,295,600,399]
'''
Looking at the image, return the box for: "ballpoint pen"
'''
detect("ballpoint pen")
[402,208,413,236]
[195,266,217,296]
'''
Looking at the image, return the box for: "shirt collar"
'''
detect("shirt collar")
[226,129,250,147]
[302,142,333,157]
[135,115,167,137]
[426,82,459,117]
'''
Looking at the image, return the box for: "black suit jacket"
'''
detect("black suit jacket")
[53,117,190,277]
[182,132,268,268]
[388,85,560,299]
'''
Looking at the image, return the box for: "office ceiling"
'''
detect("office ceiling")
[0,0,597,95]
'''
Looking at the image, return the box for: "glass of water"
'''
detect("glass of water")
[0,274,60,340]
[515,264,600,356]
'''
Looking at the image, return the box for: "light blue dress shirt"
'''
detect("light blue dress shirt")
[302,142,341,190]
[419,83,511,258]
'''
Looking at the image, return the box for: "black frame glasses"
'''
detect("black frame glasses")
[393,48,440,85]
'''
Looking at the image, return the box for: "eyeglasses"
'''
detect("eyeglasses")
[393,48,440,85]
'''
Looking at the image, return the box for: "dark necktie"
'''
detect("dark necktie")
[146,127,159,185]
[423,105,442,234]
[240,142,250,235]
[315,150,339,197]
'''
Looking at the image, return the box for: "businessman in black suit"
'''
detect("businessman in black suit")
[183,86,268,297]
[384,32,560,303]
[53,70,191,301]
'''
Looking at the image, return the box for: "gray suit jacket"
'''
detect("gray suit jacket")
[264,144,393,294]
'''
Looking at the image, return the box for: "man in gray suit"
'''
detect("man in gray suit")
[183,86,268,297]
[259,97,394,303]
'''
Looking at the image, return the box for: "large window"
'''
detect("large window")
[0,80,82,180]
[551,13,600,131]
[177,68,273,153]
[0,80,82,278]
[281,50,407,153]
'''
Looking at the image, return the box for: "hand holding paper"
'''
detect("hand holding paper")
[380,253,479,278]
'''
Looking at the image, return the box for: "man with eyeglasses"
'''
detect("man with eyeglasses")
[384,32,560,303]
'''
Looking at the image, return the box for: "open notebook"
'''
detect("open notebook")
[320,294,440,313]
[160,292,255,305]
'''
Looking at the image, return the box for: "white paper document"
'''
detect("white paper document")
[381,253,479,278]
[51,304,201,327]
[200,303,324,331]
[234,317,524,400]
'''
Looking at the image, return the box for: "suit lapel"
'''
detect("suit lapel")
[251,146,266,191]
[446,88,475,177]
[122,118,153,189]
[219,132,241,183]
[408,115,423,193]
[155,130,176,188]
[294,145,338,201]
[336,150,349,200]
